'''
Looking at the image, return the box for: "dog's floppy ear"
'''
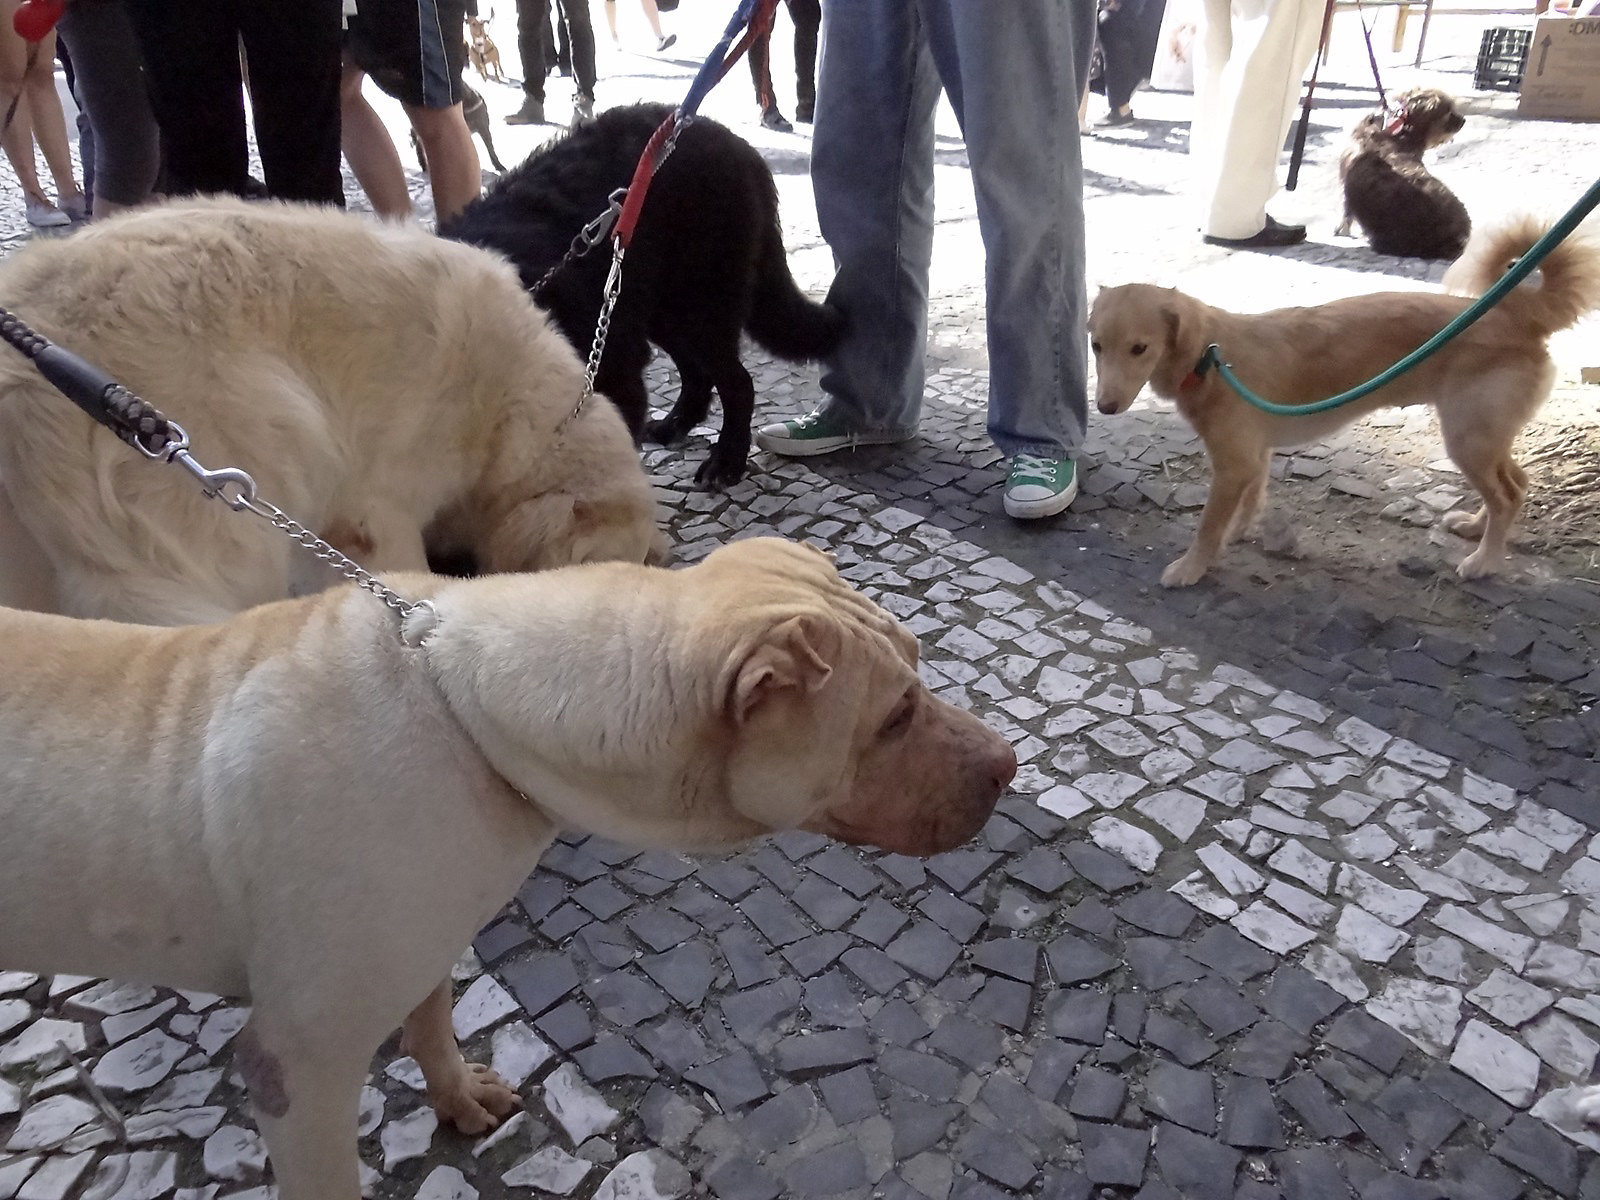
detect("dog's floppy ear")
[729,613,836,725]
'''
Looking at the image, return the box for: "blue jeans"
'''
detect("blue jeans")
[811,0,1095,459]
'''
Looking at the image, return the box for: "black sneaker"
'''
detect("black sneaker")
[1203,215,1307,249]
[761,106,793,132]
[795,101,814,123]
[1095,108,1135,128]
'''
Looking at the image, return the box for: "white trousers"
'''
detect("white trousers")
[1192,0,1323,238]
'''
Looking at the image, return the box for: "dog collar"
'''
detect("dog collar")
[1179,352,1213,393]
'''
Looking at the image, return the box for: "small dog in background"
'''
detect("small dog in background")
[411,83,507,172]
[467,13,507,82]
[1338,87,1471,260]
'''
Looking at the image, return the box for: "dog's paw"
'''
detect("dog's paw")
[1440,509,1486,541]
[643,416,689,447]
[1455,549,1505,580]
[694,451,749,492]
[431,1062,520,1135]
[1161,555,1208,587]
[1459,547,1504,579]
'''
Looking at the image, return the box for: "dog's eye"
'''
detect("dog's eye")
[1131,343,1148,356]
[879,690,916,740]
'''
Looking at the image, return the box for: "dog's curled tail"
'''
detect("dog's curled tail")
[1443,213,1600,335]
[745,218,846,363]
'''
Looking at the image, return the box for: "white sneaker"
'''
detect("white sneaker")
[25,197,70,228]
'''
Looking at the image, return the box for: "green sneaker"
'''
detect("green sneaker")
[1004,453,1078,519]
[754,409,911,458]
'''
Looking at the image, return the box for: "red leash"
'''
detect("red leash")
[613,0,779,249]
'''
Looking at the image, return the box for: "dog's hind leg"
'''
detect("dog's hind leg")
[1447,456,1526,579]
[235,1016,370,1200]
[644,354,715,447]
[1163,442,1269,587]
[402,980,519,1134]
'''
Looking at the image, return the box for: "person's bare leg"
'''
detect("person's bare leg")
[406,102,480,224]
[604,0,620,42]
[0,12,49,210]
[639,0,665,39]
[22,31,82,208]
[339,63,413,220]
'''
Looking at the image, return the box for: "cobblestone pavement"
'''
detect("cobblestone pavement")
[4,11,1600,1200]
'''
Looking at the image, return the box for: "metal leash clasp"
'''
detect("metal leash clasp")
[574,187,628,253]
[138,420,260,511]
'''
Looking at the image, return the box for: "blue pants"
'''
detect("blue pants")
[811,0,1095,459]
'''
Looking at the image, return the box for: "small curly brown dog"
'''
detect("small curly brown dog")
[1089,216,1600,587]
[1337,87,1471,260]
[467,13,507,83]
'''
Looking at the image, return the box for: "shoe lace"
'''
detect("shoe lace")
[1011,453,1059,478]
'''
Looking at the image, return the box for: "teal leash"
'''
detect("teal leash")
[1198,175,1600,417]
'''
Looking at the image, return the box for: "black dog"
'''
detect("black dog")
[442,103,843,488]
[411,83,506,173]
[1337,87,1470,261]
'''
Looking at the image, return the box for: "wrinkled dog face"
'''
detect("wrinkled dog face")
[717,541,1017,858]
[1088,283,1179,415]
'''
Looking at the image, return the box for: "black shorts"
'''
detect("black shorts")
[347,0,468,109]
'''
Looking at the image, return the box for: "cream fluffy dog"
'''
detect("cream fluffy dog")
[1089,217,1600,586]
[0,199,662,624]
[0,538,1018,1198]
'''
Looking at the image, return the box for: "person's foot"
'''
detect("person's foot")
[58,193,88,222]
[755,409,911,458]
[24,196,69,228]
[1202,215,1307,249]
[1003,454,1078,520]
[656,33,676,52]
[761,106,793,133]
[571,94,595,127]
[505,95,546,125]
[1096,108,1135,128]
[795,101,814,123]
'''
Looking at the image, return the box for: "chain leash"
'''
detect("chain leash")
[136,422,433,625]
[555,117,692,438]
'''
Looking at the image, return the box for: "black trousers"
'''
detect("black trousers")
[518,0,597,101]
[1098,0,1167,110]
[749,0,819,113]
[125,0,344,203]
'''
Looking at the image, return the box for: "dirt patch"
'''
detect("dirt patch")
[1086,383,1600,638]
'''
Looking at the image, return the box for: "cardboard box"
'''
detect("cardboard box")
[1519,15,1600,120]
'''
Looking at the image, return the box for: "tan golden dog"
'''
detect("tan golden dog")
[1089,216,1600,586]
[467,14,507,83]
[0,200,662,624]
[0,538,1016,1198]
